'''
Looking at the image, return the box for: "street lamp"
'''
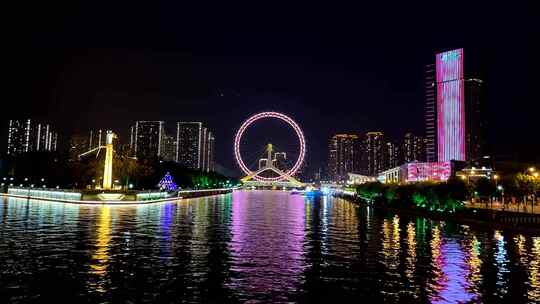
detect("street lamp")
[498,185,505,210]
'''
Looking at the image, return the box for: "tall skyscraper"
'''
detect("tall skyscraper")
[465,78,485,164]
[425,48,485,164]
[176,122,215,171]
[7,119,58,155]
[425,63,437,162]
[160,133,177,162]
[328,134,361,182]
[402,133,427,163]
[384,141,400,169]
[177,122,202,169]
[134,121,164,159]
[436,48,465,162]
[206,131,215,172]
[363,132,384,176]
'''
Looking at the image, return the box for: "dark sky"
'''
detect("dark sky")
[3,1,538,175]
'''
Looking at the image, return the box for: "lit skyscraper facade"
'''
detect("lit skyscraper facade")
[206,132,215,172]
[436,48,465,162]
[384,141,400,170]
[425,63,437,162]
[7,119,58,155]
[426,48,485,164]
[363,132,384,176]
[176,122,215,171]
[402,133,426,163]
[160,133,177,162]
[134,121,164,159]
[328,134,361,182]
[177,122,202,169]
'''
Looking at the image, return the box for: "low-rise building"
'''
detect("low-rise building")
[347,173,377,185]
[377,161,454,184]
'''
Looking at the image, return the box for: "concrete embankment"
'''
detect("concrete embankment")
[0,188,236,205]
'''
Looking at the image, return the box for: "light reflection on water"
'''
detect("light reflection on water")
[1,191,540,303]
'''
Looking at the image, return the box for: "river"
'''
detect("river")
[1,190,539,303]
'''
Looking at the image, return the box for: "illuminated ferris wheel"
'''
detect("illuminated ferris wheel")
[234,111,306,183]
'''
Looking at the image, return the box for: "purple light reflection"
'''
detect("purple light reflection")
[431,239,476,303]
[228,190,306,300]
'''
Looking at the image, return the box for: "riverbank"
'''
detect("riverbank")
[0,187,237,205]
[336,193,540,234]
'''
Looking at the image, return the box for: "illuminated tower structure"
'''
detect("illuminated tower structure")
[426,48,485,164]
[328,134,361,182]
[102,131,116,190]
[436,48,466,162]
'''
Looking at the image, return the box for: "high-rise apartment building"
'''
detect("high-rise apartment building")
[328,134,361,182]
[465,78,485,164]
[7,119,58,155]
[402,133,426,163]
[206,132,215,172]
[133,121,164,159]
[363,132,384,176]
[384,141,400,170]
[160,133,177,162]
[425,63,437,162]
[176,122,215,172]
[176,122,202,169]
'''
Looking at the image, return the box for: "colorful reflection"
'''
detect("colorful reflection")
[429,224,475,303]
[228,191,306,301]
[528,237,540,301]
[405,222,417,288]
[493,230,509,298]
[467,234,482,294]
[381,215,401,271]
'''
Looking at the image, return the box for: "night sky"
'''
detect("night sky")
[3,1,537,176]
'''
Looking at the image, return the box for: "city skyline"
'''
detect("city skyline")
[1,3,538,303]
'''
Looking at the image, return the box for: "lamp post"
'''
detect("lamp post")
[493,174,499,209]
[497,185,504,211]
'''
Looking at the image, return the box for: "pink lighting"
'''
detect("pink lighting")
[436,48,465,162]
[406,162,451,183]
[234,112,306,181]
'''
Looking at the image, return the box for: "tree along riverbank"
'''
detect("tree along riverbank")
[339,181,540,234]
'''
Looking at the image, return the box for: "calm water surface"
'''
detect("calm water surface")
[1,190,540,303]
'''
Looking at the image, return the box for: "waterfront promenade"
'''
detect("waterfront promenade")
[466,199,540,215]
